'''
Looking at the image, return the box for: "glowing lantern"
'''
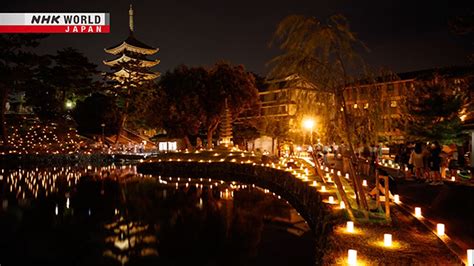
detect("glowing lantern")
[384,234,392,247]
[414,207,422,218]
[467,249,473,266]
[346,221,354,233]
[437,223,445,236]
[394,194,400,204]
[312,181,317,187]
[321,186,326,192]
[362,180,368,187]
[328,196,335,204]
[345,173,350,179]
[451,176,455,182]
[347,249,357,265]
[340,201,346,209]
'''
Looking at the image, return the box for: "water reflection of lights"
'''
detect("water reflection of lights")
[0,165,137,200]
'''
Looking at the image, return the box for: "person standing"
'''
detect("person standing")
[428,141,443,185]
[410,143,425,181]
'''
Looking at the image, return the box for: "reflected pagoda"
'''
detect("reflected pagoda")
[104,4,160,81]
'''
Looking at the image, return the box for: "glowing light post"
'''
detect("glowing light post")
[302,118,315,147]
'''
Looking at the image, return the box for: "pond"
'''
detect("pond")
[0,165,315,266]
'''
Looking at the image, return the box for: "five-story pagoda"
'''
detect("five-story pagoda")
[104,5,160,144]
[104,4,160,80]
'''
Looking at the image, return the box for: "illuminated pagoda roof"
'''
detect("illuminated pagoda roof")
[104,4,160,80]
[103,52,160,68]
[104,35,159,55]
[113,68,160,80]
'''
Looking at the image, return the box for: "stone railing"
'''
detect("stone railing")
[137,161,331,264]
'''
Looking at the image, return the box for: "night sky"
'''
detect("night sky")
[3,0,473,75]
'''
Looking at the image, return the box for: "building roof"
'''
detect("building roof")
[105,35,159,55]
[103,53,160,67]
[112,68,160,80]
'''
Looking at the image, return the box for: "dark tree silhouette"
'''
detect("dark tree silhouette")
[0,34,47,145]
[73,93,121,136]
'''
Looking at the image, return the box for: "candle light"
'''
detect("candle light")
[362,180,368,187]
[394,194,400,204]
[346,221,354,233]
[384,234,392,247]
[347,249,357,265]
[437,223,445,236]
[467,249,473,266]
[345,173,350,179]
[328,196,334,204]
[415,207,422,218]
[451,176,455,182]
[340,201,346,209]
[321,186,326,192]
[312,181,317,187]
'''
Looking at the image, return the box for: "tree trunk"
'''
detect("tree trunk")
[207,127,213,149]
[207,121,219,149]
[183,135,192,150]
[115,85,132,144]
[271,137,275,155]
[0,87,9,145]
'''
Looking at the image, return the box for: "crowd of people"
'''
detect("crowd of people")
[395,142,467,185]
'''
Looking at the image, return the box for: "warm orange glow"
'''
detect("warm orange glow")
[346,221,354,233]
[437,223,445,236]
[302,118,315,130]
[384,234,392,247]
[348,249,357,265]
[414,207,422,218]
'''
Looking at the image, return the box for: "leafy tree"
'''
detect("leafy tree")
[125,81,161,132]
[51,47,99,105]
[401,80,467,144]
[269,14,371,159]
[105,59,155,143]
[269,14,378,214]
[0,34,47,145]
[202,62,259,148]
[158,65,207,148]
[25,61,62,120]
[25,47,99,120]
[258,116,289,154]
[233,122,260,150]
[73,93,121,136]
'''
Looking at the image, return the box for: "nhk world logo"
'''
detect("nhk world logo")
[0,13,110,33]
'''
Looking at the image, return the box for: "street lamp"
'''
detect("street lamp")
[302,118,315,145]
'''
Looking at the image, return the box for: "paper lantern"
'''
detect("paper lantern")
[415,207,422,218]
[467,249,473,266]
[347,249,357,265]
[437,223,445,236]
[328,196,335,204]
[384,234,392,247]
[340,201,346,209]
[394,194,400,204]
[346,221,354,233]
